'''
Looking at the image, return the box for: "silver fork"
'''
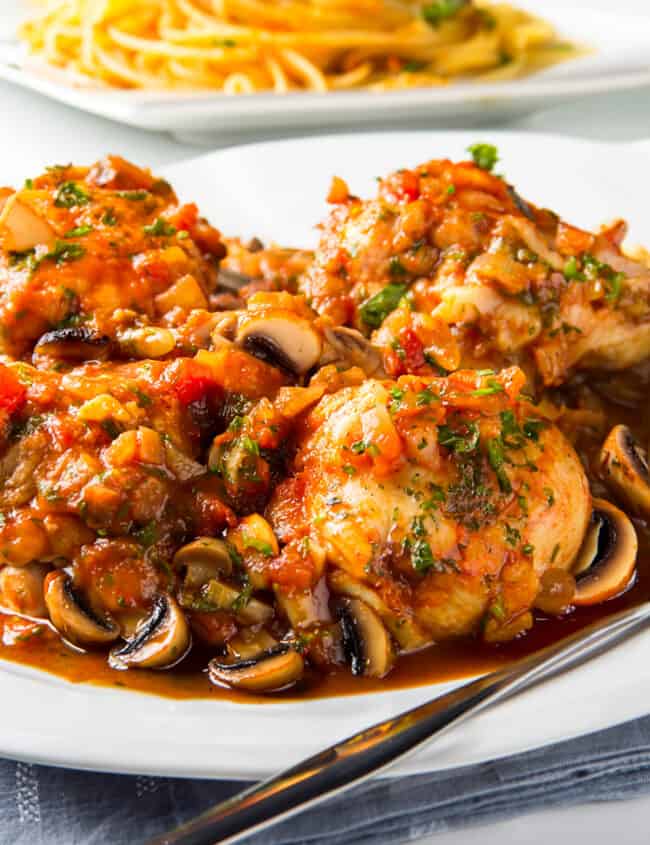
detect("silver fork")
[150,601,650,845]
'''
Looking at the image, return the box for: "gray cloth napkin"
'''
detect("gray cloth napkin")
[2,714,650,845]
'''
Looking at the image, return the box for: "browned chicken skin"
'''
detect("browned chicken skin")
[301,158,650,388]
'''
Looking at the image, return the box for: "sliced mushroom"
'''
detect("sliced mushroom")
[163,440,206,483]
[328,569,431,653]
[320,326,386,377]
[0,193,56,251]
[44,571,119,647]
[226,628,279,661]
[208,643,304,692]
[34,327,112,362]
[599,425,650,519]
[217,267,252,292]
[338,597,395,678]
[109,594,191,670]
[572,498,638,606]
[274,579,331,629]
[173,537,233,587]
[236,313,322,376]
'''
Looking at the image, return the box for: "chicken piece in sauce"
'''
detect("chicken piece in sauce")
[0,156,225,361]
[269,366,590,648]
[303,155,650,387]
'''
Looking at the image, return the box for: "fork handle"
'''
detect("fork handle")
[151,602,650,845]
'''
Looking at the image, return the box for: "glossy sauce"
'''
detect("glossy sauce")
[0,379,648,705]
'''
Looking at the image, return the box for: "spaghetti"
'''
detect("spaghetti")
[20,1,579,93]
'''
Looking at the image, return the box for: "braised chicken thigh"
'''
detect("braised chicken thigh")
[303,153,650,388]
[0,156,225,361]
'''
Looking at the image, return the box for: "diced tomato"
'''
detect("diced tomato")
[171,202,199,233]
[166,358,220,405]
[555,221,594,256]
[0,364,26,416]
[399,326,426,371]
[137,256,170,285]
[381,169,421,203]
[192,489,237,535]
[384,327,426,377]
[327,176,350,204]
[266,545,317,590]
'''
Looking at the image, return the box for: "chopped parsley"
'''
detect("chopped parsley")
[133,521,158,548]
[143,218,177,237]
[422,0,467,27]
[54,181,90,209]
[240,436,260,456]
[563,256,584,281]
[242,536,274,556]
[471,378,505,397]
[130,386,152,408]
[487,438,512,493]
[504,523,521,547]
[416,387,438,406]
[359,283,408,328]
[64,224,93,238]
[564,253,625,303]
[100,419,121,440]
[438,421,480,454]
[102,208,117,226]
[42,241,86,266]
[116,190,148,201]
[411,539,436,572]
[389,386,405,414]
[467,142,499,172]
[403,60,427,72]
[231,576,253,612]
[389,256,407,278]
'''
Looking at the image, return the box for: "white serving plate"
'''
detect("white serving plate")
[1,130,650,780]
[0,2,649,135]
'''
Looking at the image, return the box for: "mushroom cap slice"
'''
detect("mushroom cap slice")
[600,425,650,519]
[320,326,386,377]
[338,597,395,678]
[44,571,119,647]
[109,594,191,670]
[173,537,233,586]
[328,569,431,653]
[217,268,251,292]
[208,643,304,693]
[34,327,112,362]
[572,498,638,606]
[237,312,322,376]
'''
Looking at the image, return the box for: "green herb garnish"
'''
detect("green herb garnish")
[422,0,467,27]
[487,438,512,493]
[143,218,177,237]
[359,283,408,328]
[54,181,90,209]
[64,225,93,238]
[467,142,498,172]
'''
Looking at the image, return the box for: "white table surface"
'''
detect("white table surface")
[2,1,650,842]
